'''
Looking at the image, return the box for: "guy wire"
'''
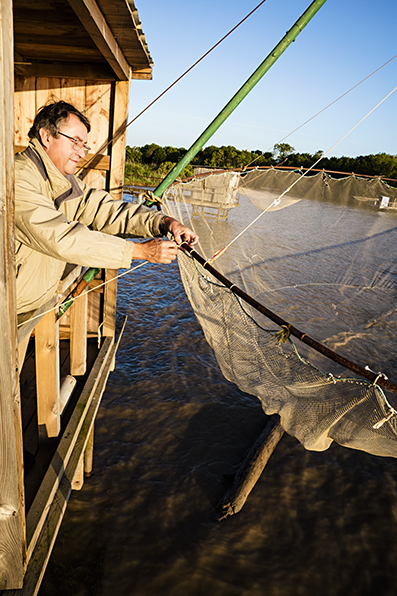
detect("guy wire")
[17,261,148,330]
[243,54,397,171]
[77,0,268,175]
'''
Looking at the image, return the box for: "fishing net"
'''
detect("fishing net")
[162,168,397,458]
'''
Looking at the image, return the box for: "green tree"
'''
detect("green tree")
[273,143,295,161]
[125,145,143,163]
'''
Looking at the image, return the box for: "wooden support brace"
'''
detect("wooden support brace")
[35,309,60,439]
[217,414,284,520]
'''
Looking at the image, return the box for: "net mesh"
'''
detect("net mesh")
[163,168,397,458]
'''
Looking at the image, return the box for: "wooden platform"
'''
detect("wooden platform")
[0,316,126,596]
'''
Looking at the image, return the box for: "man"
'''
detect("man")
[15,101,198,316]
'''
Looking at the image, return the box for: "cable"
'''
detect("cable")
[77,0,268,175]
[244,54,397,170]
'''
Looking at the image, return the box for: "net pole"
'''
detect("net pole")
[180,243,397,396]
[151,0,327,201]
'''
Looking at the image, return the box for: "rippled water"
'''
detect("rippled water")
[39,198,397,596]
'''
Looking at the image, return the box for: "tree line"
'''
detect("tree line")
[124,142,397,187]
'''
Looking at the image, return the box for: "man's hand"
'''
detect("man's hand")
[132,238,180,264]
[161,216,198,246]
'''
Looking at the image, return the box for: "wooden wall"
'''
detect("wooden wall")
[14,76,129,195]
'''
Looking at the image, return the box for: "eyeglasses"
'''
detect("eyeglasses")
[58,131,91,154]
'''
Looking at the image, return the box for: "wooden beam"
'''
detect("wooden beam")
[101,80,130,338]
[14,61,116,81]
[14,146,110,172]
[35,309,61,439]
[17,295,58,346]
[84,425,94,477]
[71,457,84,490]
[130,67,152,80]
[0,0,26,588]
[102,268,117,337]
[109,79,129,199]
[70,288,88,376]
[67,0,131,80]
[78,152,110,171]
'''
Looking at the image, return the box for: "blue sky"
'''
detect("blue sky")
[127,0,397,158]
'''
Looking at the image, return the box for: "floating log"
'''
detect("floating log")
[217,414,284,520]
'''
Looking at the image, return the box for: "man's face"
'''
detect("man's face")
[39,114,89,176]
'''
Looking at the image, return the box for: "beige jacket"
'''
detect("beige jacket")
[15,139,164,314]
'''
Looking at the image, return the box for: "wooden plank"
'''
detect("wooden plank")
[109,79,129,199]
[87,289,102,334]
[0,0,26,588]
[77,152,110,171]
[102,268,117,337]
[70,288,88,376]
[67,0,130,80]
[59,78,86,109]
[14,76,35,146]
[17,295,58,346]
[35,309,61,439]
[26,335,114,560]
[14,61,116,81]
[71,457,84,490]
[35,77,62,111]
[102,79,130,337]
[58,265,86,296]
[84,80,111,188]
[84,424,94,477]
[130,67,152,80]
[14,42,101,61]
[14,145,110,171]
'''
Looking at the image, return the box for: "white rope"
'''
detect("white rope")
[17,261,149,329]
[246,54,397,170]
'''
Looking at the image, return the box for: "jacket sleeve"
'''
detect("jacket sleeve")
[14,170,138,270]
[72,180,165,238]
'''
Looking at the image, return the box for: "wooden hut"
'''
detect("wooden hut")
[0,0,152,592]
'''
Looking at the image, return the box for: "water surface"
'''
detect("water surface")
[39,197,397,596]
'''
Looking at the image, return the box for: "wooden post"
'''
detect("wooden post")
[0,0,26,588]
[217,415,285,520]
[103,80,130,338]
[71,457,84,491]
[70,288,88,375]
[84,424,94,477]
[109,80,129,200]
[102,267,117,338]
[35,309,61,439]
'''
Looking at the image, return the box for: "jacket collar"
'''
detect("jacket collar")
[26,138,83,207]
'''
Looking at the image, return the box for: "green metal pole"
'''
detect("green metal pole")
[152,0,326,200]
[58,267,100,319]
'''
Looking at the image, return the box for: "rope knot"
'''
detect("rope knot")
[142,190,166,211]
[275,323,292,344]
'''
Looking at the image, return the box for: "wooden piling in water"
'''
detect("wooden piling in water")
[217,414,284,520]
